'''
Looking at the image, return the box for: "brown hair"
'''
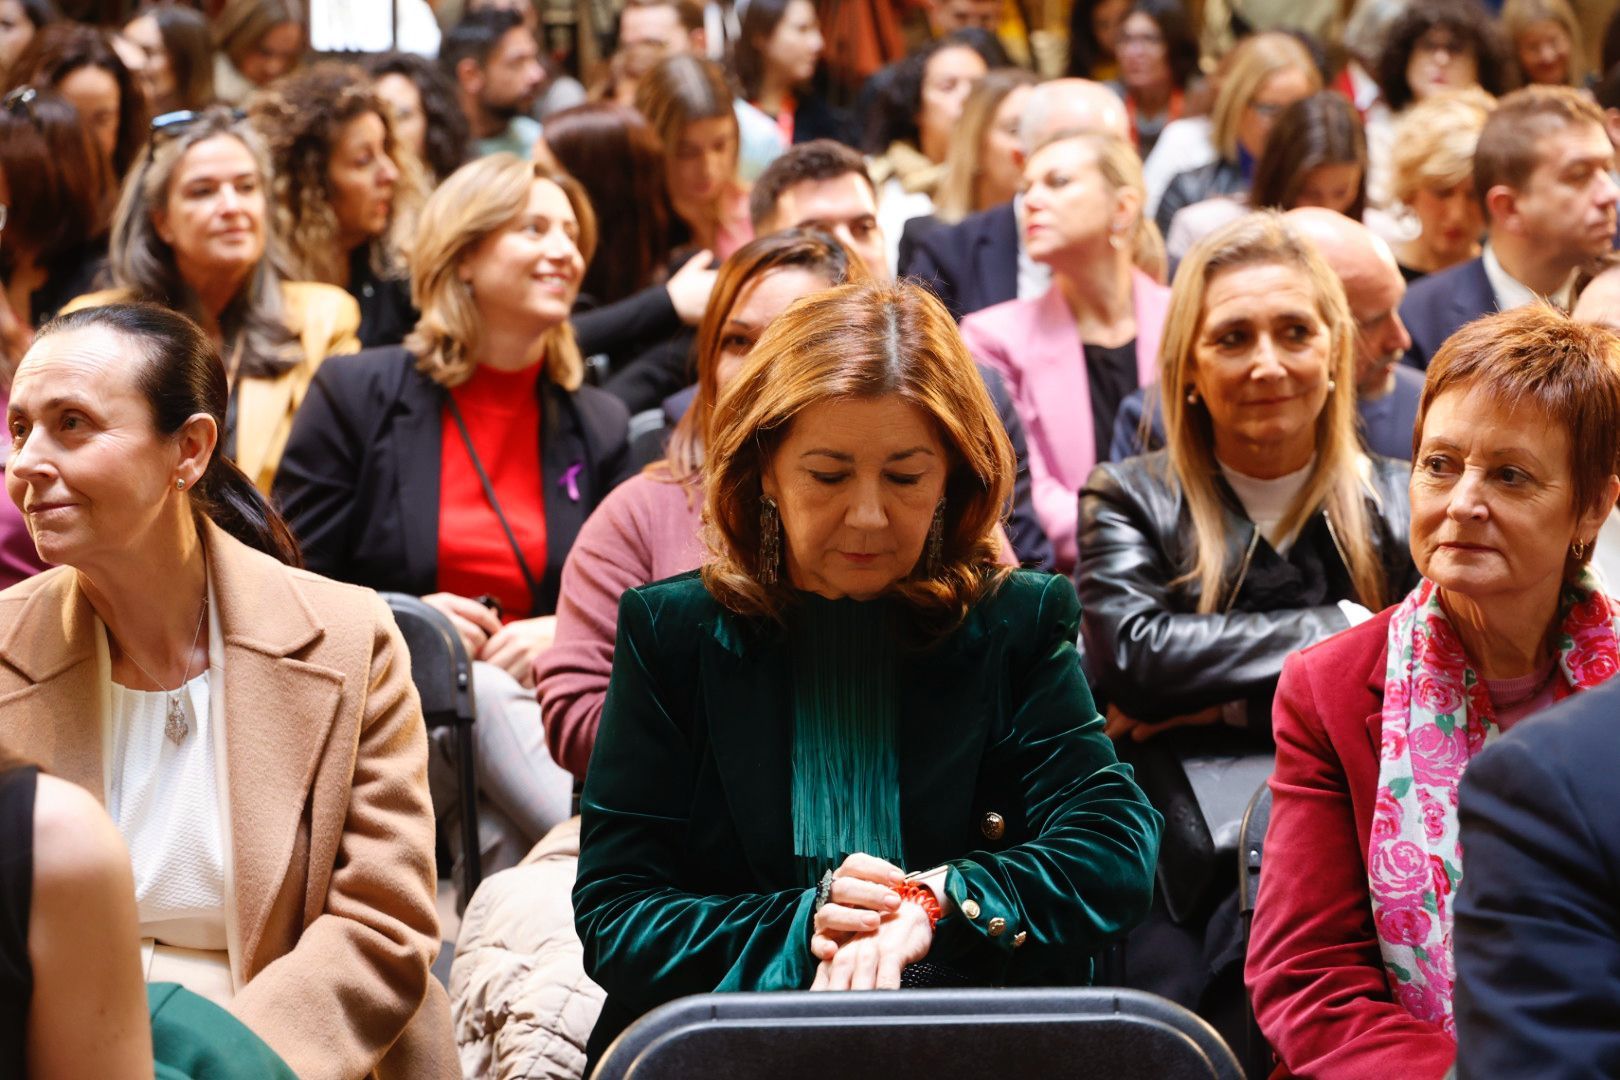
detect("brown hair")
[405,154,597,390]
[136,2,216,111]
[1474,85,1607,209]
[1417,304,1620,545]
[701,280,1014,634]
[248,60,426,285]
[0,88,115,263]
[5,22,149,177]
[663,228,865,484]
[542,102,672,305]
[213,0,304,74]
[748,139,874,231]
[1159,210,1389,613]
[1250,91,1368,220]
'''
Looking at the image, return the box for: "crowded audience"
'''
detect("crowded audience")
[3,3,1620,1078]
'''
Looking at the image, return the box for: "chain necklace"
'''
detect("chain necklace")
[119,592,209,747]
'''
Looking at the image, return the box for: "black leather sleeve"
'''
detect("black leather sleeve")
[573,284,680,359]
[1074,461,1349,727]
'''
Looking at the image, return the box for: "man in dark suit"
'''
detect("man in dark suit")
[1400,86,1619,369]
[1453,677,1620,1079]
[899,78,1129,320]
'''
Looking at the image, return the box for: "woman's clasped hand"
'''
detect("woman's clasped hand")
[421,591,556,689]
[808,854,932,991]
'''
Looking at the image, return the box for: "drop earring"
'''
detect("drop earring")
[924,499,946,576]
[758,495,781,585]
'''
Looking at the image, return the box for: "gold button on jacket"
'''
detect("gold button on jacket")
[961,898,982,920]
[980,812,1006,841]
[987,917,1007,937]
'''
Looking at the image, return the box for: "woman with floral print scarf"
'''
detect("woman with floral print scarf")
[1245,304,1620,1080]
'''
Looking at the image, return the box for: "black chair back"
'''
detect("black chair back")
[1238,781,1274,1079]
[627,407,669,474]
[592,988,1243,1080]
[382,592,483,901]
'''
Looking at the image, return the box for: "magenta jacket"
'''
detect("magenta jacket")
[961,270,1172,571]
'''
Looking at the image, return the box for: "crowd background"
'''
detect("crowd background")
[5,0,1620,1078]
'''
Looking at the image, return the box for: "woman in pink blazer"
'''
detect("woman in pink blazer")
[962,129,1171,571]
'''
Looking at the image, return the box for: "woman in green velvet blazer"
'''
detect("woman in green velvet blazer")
[573,281,1162,1060]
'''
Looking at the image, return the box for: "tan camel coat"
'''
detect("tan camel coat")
[0,521,456,1079]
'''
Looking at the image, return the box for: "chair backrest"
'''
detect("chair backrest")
[381,592,475,730]
[1238,781,1273,917]
[627,407,670,474]
[592,988,1244,1080]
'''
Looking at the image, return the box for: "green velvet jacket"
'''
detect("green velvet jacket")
[573,569,1162,1054]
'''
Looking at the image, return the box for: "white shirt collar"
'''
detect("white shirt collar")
[1482,242,1575,313]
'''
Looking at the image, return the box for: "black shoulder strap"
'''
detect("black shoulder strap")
[444,395,544,619]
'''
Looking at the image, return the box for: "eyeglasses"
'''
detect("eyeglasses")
[1117,31,1166,50]
[150,107,246,142]
[1413,33,1470,60]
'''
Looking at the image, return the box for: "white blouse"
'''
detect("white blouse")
[100,574,232,979]
[1219,456,1316,554]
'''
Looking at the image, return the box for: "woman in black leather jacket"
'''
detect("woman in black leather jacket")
[1075,209,1418,1033]
[1079,210,1417,737]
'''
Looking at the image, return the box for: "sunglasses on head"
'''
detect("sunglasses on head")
[150,107,247,142]
[2,85,37,119]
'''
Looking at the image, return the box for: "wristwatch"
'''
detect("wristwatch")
[904,865,955,917]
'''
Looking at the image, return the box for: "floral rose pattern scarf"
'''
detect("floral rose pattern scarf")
[1370,572,1620,1033]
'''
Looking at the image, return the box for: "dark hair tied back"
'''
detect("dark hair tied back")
[33,304,302,566]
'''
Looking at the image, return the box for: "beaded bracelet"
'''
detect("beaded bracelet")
[895,881,943,932]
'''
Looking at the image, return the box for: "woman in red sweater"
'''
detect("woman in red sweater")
[272,154,631,883]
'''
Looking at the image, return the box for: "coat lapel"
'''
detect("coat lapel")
[698,618,795,885]
[206,524,344,966]
[392,366,445,593]
[0,571,105,794]
[539,383,589,616]
[233,373,298,493]
[1023,286,1093,488]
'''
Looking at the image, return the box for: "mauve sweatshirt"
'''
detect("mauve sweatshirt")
[537,471,707,780]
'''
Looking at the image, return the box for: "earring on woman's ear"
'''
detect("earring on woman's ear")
[176,478,185,491]
[1108,227,1127,251]
[1185,387,1199,405]
[1327,379,1337,392]
[925,498,946,576]
[1573,538,1590,561]
[759,495,781,585]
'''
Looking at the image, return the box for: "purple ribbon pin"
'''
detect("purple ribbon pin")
[561,461,583,502]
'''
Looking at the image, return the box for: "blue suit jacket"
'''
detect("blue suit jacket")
[1398,256,1495,371]
[901,201,1019,321]
[1454,676,1620,1079]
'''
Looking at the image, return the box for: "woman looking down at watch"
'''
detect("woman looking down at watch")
[572,279,1161,1069]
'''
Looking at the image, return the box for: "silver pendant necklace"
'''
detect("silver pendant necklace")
[120,591,209,747]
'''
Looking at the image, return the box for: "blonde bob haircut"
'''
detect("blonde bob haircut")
[1390,87,1495,206]
[1028,127,1167,284]
[1210,33,1321,164]
[1158,210,1389,614]
[701,280,1015,634]
[405,153,598,390]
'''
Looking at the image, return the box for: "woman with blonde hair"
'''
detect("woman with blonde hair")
[1081,210,1414,738]
[963,129,1171,572]
[211,0,303,105]
[274,153,630,883]
[1503,0,1586,88]
[634,54,752,260]
[1076,209,1417,1022]
[574,278,1160,1068]
[64,105,360,494]
[931,67,1038,226]
[1389,88,1494,280]
[249,61,428,348]
[1153,33,1320,238]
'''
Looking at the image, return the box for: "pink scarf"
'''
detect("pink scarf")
[1369,573,1620,1033]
